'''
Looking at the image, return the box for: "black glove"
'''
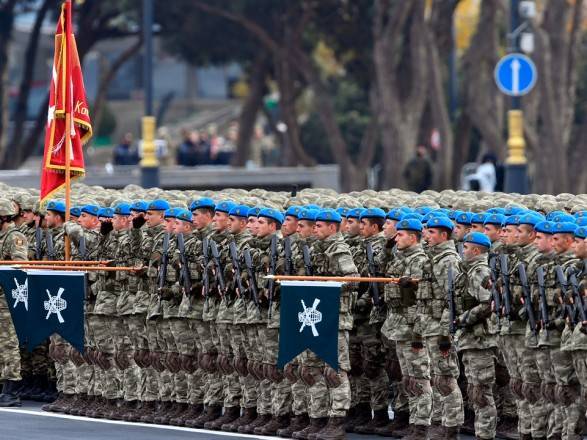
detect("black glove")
[399,276,415,288]
[411,340,424,350]
[100,221,113,235]
[132,216,146,229]
[438,336,452,353]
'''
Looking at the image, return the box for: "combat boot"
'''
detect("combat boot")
[255,413,291,435]
[123,400,149,422]
[188,404,222,428]
[292,417,328,439]
[519,433,533,440]
[205,406,240,430]
[373,409,409,437]
[222,407,256,432]
[140,400,163,423]
[238,413,271,434]
[29,375,48,401]
[159,402,188,425]
[94,398,121,419]
[85,396,108,418]
[344,402,371,432]
[170,403,203,426]
[0,380,22,407]
[151,400,174,424]
[461,406,475,435]
[126,400,155,423]
[401,423,428,440]
[66,394,91,416]
[426,421,444,439]
[277,413,309,438]
[111,400,139,421]
[42,392,69,412]
[314,416,346,440]
[15,376,33,399]
[496,415,519,440]
[354,408,389,434]
[39,379,58,403]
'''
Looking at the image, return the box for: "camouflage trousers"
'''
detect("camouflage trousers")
[126,314,153,402]
[520,345,550,438]
[76,314,98,397]
[461,348,497,440]
[291,367,308,416]
[160,318,188,404]
[552,344,585,440]
[0,305,22,381]
[231,323,257,409]
[499,334,532,435]
[202,320,223,407]
[380,335,409,413]
[265,327,292,416]
[217,322,241,408]
[535,346,564,438]
[51,335,75,395]
[93,314,122,400]
[116,315,140,402]
[301,330,351,418]
[426,335,463,428]
[20,342,51,378]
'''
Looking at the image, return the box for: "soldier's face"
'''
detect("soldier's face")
[396,230,418,250]
[360,219,377,238]
[504,225,518,245]
[297,220,314,238]
[45,211,62,228]
[246,216,259,235]
[79,213,99,229]
[112,214,129,231]
[427,228,449,246]
[453,224,469,240]
[314,221,337,240]
[164,218,175,233]
[383,219,397,238]
[346,218,361,236]
[174,219,192,234]
[572,237,587,258]
[471,223,484,233]
[213,211,230,231]
[534,232,553,253]
[22,210,34,223]
[282,216,298,237]
[483,224,500,242]
[229,216,246,234]
[463,242,482,260]
[552,233,573,254]
[256,217,276,238]
[192,209,212,229]
[516,225,535,246]
[145,210,164,227]
[340,218,348,233]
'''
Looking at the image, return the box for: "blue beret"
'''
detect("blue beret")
[464,232,491,248]
[229,205,250,218]
[447,209,457,220]
[176,209,192,223]
[576,217,587,227]
[415,206,433,216]
[505,206,526,216]
[575,227,587,239]
[574,211,587,219]
[336,207,350,217]
[316,208,342,223]
[114,203,131,216]
[456,212,473,226]
[215,200,236,214]
[285,206,303,218]
[97,207,113,219]
[306,204,322,211]
[130,200,148,213]
[70,206,81,217]
[518,213,544,227]
[258,207,284,224]
[190,198,216,211]
[426,216,454,231]
[248,206,262,218]
[546,210,566,221]
[164,208,179,219]
[346,208,364,219]
[484,213,506,226]
[359,207,386,220]
[396,218,423,232]
[535,221,555,234]
[298,209,318,222]
[551,213,575,223]
[553,222,578,234]
[505,215,521,226]
[81,204,100,216]
[471,213,488,224]
[47,200,66,214]
[147,199,170,211]
[487,207,506,215]
[400,212,424,222]
[387,208,405,221]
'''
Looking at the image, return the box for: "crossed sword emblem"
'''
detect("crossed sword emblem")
[44,288,67,324]
[12,278,28,311]
[298,298,321,337]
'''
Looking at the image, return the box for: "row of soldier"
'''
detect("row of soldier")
[0,188,586,440]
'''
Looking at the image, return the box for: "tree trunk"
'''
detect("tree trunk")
[3,0,54,166]
[232,52,269,167]
[0,0,18,151]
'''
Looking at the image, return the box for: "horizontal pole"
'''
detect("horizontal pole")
[16,266,143,272]
[265,275,410,283]
[0,261,113,266]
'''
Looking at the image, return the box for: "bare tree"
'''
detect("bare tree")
[0,0,18,149]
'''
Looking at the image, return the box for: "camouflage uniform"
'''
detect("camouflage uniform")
[455,253,497,440]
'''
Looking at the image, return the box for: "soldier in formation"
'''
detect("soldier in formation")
[2,184,587,440]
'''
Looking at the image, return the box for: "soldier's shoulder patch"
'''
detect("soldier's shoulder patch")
[14,237,24,247]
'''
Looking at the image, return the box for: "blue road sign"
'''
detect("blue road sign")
[494,53,537,97]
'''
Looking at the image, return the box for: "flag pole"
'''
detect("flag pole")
[64,0,72,261]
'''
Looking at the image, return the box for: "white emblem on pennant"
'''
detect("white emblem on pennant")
[298,298,322,337]
[44,288,67,324]
[11,278,28,311]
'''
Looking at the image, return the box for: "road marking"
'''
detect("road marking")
[0,407,273,439]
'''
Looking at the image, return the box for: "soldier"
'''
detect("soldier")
[453,212,473,257]
[294,208,357,440]
[379,218,432,439]
[352,208,390,434]
[455,232,497,440]
[422,216,464,439]
[470,213,487,233]
[0,198,28,407]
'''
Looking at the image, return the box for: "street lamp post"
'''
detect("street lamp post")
[140,0,159,188]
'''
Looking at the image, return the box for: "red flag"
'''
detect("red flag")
[40,0,92,203]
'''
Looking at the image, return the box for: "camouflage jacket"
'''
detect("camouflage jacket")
[93,229,123,316]
[381,243,429,342]
[18,223,36,260]
[569,259,587,350]
[244,233,277,325]
[203,229,231,322]
[115,229,136,316]
[454,254,495,351]
[312,232,359,331]
[353,233,386,324]
[0,224,27,312]
[421,240,461,337]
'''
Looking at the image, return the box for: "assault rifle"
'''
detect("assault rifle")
[209,240,226,295]
[518,263,537,336]
[284,237,294,276]
[177,233,192,295]
[302,244,313,276]
[569,270,587,324]
[243,248,260,311]
[555,265,576,326]
[35,227,43,260]
[499,253,513,327]
[229,241,245,297]
[202,237,210,298]
[536,266,551,337]
[447,264,457,335]
[46,232,56,261]
[365,242,381,306]
[268,235,278,318]
[489,255,501,330]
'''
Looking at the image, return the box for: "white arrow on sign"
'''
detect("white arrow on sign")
[511,58,520,95]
